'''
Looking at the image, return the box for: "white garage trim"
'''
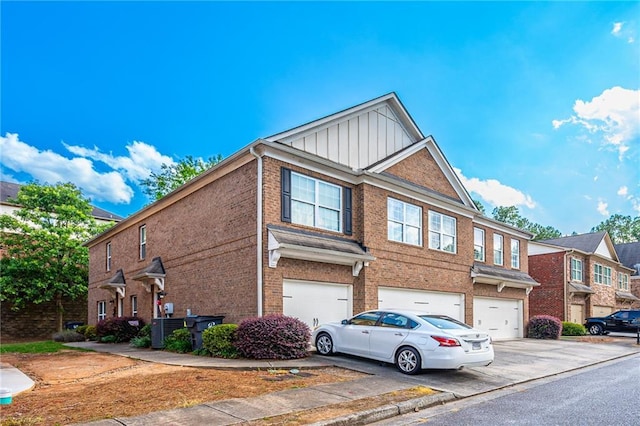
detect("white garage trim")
[378,287,465,321]
[473,297,523,340]
[283,280,352,330]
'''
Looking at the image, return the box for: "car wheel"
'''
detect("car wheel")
[395,347,421,375]
[315,333,334,356]
[588,323,604,335]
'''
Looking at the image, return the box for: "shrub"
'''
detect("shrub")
[84,325,98,341]
[527,315,562,339]
[163,328,192,353]
[562,321,586,336]
[130,324,152,348]
[96,317,145,343]
[52,330,86,343]
[202,324,239,358]
[101,335,117,343]
[234,314,310,359]
[76,325,89,336]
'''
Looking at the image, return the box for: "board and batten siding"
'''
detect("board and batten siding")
[283,105,415,170]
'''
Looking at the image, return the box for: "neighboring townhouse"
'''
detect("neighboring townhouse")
[0,181,123,339]
[614,241,640,305]
[86,93,539,340]
[528,231,639,324]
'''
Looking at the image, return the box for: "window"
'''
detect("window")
[571,258,583,281]
[348,311,382,326]
[106,242,112,271]
[97,301,106,321]
[511,239,520,269]
[594,264,603,284]
[618,273,629,290]
[493,234,503,266]
[603,266,612,285]
[388,198,422,246]
[131,295,138,316]
[474,228,485,261]
[290,172,342,232]
[428,211,456,253]
[139,225,146,260]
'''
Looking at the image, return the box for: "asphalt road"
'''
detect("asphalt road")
[372,353,640,425]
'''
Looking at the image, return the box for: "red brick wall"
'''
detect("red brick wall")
[1,298,88,341]
[528,252,567,320]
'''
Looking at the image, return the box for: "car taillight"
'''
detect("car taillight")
[431,336,461,347]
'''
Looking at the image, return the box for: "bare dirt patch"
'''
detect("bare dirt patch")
[0,351,429,425]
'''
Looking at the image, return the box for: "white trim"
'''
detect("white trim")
[250,148,264,317]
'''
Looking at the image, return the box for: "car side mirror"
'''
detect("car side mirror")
[341,319,349,325]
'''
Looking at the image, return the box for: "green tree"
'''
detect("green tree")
[591,214,640,244]
[473,199,486,215]
[491,206,561,241]
[0,182,111,331]
[139,155,223,201]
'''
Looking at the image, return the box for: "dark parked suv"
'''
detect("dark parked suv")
[584,310,640,335]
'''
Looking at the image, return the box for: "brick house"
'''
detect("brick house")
[614,241,640,306]
[528,231,639,324]
[0,181,122,340]
[86,93,539,339]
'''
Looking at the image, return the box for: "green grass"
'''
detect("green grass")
[0,340,90,354]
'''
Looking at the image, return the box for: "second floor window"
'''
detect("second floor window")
[291,172,342,232]
[474,228,485,261]
[603,266,612,285]
[571,258,583,281]
[139,225,146,260]
[98,301,106,321]
[594,264,603,284]
[388,198,422,246]
[106,242,112,271]
[511,239,520,269]
[493,234,503,266]
[428,211,456,253]
[618,273,629,290]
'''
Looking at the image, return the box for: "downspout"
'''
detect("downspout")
[250,147,263,317]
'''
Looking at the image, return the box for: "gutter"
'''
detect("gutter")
[250,147,263,317]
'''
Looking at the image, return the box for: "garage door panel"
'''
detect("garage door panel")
[283,280,352,330]
[378,287,464,321]
[473,297,522,340]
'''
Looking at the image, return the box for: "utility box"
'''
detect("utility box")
[151,317,185,349]
[184,315,224,350]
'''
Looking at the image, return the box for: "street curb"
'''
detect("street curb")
[308,392,456,426]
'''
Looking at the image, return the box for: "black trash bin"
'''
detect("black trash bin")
[64,321,84,330]
[184,315,224,350]
[151,318,185,349]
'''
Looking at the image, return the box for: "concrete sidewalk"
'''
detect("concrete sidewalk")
[4,337,639,425]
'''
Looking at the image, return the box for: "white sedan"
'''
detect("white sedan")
[312,309,494,375]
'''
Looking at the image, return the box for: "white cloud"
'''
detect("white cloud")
[552,87,640,160]
[611,21,636,43]
[0,133,136,204]
[617,186,628,196]
[611,22,623,36]
[454,168,536,209]
[597,200,609,216]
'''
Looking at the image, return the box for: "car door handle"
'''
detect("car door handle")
[362,331,369,334]
[394,333,404,336]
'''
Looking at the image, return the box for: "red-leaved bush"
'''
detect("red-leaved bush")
[96,316,145,343]
[527,315,562,339]
[234,314,310,359]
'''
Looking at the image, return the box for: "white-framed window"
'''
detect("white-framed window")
[291,172,342,232]
[139,225,146,260]
[106,242,112,272]
[571,258,583,282]
[594,264,603,284]
[131,295,138,317]
[493,234,503,266]
[98,301,107,321]
[388,198,422,246]
[511,239,520,269]
[603,266,612,285]
[428,211,456,253]
[618,273,629,291]
[474,228,485,261]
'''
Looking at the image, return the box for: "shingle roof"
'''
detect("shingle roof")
[614,242,640,275]
[0,181,123,221]
[538,231,608,253]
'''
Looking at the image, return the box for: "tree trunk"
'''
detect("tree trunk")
[56,292,64,332]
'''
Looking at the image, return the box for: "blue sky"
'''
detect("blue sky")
[1,1,638,235]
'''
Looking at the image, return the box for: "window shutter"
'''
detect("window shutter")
[281,167,291,223]
[343,187,352,235]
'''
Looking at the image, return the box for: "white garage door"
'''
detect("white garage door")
[378,287,465,321]
[283,280,352,330]
[592,305,613,317]
[473,297,522,340]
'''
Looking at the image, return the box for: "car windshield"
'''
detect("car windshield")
[419,315,472,330]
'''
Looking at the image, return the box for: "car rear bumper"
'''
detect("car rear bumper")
[420,346,495,369]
